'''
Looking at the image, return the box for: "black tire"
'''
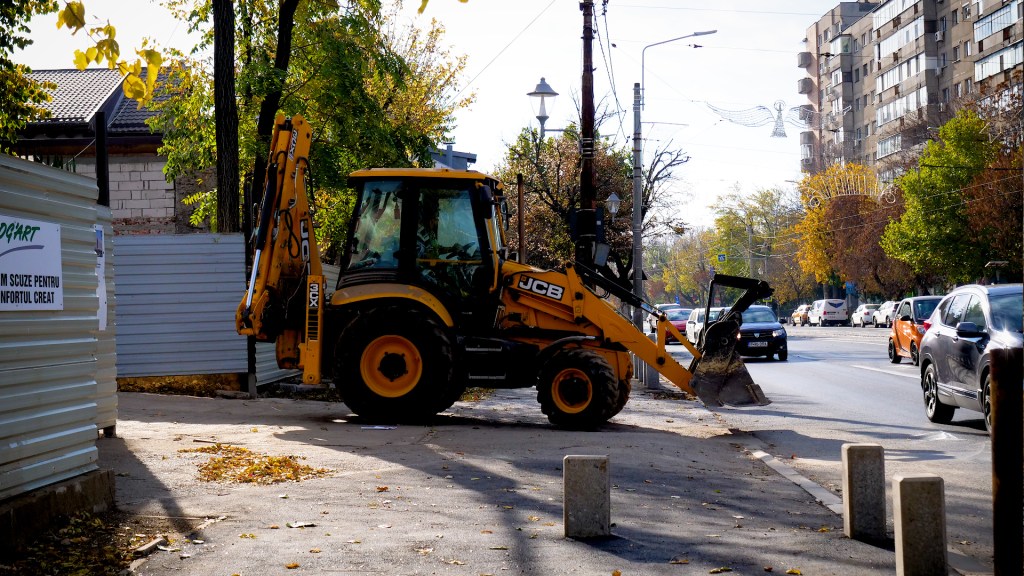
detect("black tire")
[609,377,632,419]
[981,372,992,434]
[910,342,920,366]
[334,305,460,422]
[777,348,788,361]
[537,348,618,429]
[923,364,955,424]
[888,339,902,364]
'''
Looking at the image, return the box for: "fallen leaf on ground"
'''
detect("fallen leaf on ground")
[785,569,801,575]
[481,530,493,534]
[669,556,689,564]
[309,548,321,553]
[527,516,540,522]
[376,486,389,492]
[285,562,300,569]
[239,533,256,539]
[709,568,733,574]
[447,559,465,565]
[489,546,508,550]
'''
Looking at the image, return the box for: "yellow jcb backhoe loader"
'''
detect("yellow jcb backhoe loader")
[237,114,771,429]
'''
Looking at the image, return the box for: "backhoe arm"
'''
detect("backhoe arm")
[236,113,325,384]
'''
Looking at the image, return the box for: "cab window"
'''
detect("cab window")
[348,179,402,270]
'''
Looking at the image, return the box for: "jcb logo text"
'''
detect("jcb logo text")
[517,277,564,301]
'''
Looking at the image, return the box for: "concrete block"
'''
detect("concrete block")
[563,455,610,538]
[842,443,886,541]
[893,474,947,576]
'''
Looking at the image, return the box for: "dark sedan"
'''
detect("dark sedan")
[919,283,1023,433]
[736,305,788,361]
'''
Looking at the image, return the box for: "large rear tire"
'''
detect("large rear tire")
[537,348,617,429]
[334,305,460,422]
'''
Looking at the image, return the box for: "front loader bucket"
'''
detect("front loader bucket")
[688,317,771,407]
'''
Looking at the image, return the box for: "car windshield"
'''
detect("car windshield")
[989,293,1023,332]
[742,309,777,323]
[666,309,687,321]
[913,299,940,322]
[863,304,879,310]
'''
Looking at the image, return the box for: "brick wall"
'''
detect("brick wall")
[74,156,211,235]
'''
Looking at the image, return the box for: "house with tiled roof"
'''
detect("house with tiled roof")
[11,68,210,234]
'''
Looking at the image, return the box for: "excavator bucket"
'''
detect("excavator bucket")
[687,274,774,407]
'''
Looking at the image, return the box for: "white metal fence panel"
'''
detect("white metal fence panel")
[94,208,116,432]
[113,234,247,376]
[0,155,103,501]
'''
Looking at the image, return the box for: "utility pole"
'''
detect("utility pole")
[576,0,597,268]
[631,82,643,330]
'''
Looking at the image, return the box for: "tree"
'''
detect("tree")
[212,0,239,232]
[0,1,56,149]
[659,228,716,307]
[880,109,999,284]
[152,0,471,250]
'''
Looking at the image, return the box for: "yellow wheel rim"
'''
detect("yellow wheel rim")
[551,368,592,414]
[360,335,423,398]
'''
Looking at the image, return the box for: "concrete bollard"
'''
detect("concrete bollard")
[893,474,947,576]
[841,443,886,542]
[563,455,610,538]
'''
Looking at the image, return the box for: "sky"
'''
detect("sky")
[15,0,848,228]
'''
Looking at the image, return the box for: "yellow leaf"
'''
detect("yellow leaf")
[376,486,389,492]
[73,50,88,70]
[285,562,300,569]
[86,47,98,62]
[612,571,622,576]
[417,0,429,13]
[785,570,802,575]
[309,548,321,553]
[123,74,147,101]
[140,49,163,68]
[448,559,465,565]
[709,569,733,574]
[58,2,86,31]
[251,427,259,432]
[669,556,689,564]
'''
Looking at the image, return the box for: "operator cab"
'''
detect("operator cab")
[343,169,506,329]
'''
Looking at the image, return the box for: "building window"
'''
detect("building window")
[942,87,950,102]
[854,69,860,82]
[953,46,961,61]
[940,15,947,31]
[965,41,972,57]
[966,78,974,93]
[962,4,970,19]
[817,34,822,47]
[953,9,959,25]
[955,82,963,98]
[941,52,947,67]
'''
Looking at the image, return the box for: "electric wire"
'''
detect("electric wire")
[451,0,558,100]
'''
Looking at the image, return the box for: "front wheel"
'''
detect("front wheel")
[981,373,992,434]
[888,339,902,364]
[777,348,788,361]
[923,364,955,423]
[334,305,460,422]
[537,348,618,430]
[910,342,920,366]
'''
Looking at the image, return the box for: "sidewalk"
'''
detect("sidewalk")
[100,388,900,575]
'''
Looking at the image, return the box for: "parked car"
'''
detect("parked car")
[685,306,724,345]
[888,296,943,365]
[872,301,897,328]
[663,307,691,343]
[851,303,880,327]
[648,303,684,333]
[790,304,810,326]
[808,299,848,326]
[919,284,1023,432]
[736,305,788,361]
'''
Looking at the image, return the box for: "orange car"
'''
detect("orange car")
[888,296,943,365]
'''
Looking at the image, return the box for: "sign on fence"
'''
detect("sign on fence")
[0,213,64,310]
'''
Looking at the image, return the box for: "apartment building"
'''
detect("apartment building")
[799,0,1023,178]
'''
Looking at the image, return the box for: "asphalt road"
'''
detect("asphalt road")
[667,324,998,570]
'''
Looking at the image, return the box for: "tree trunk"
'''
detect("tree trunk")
[213,0,240,232]
[248,0,301,203]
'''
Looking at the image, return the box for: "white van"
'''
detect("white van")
[808,299,848,326]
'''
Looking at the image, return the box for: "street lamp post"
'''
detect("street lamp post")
[527,77,559,142]
[633,29,717,332]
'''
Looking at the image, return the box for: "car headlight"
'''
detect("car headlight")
[773,329,785,337]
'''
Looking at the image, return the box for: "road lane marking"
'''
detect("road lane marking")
[850,364,919,380]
